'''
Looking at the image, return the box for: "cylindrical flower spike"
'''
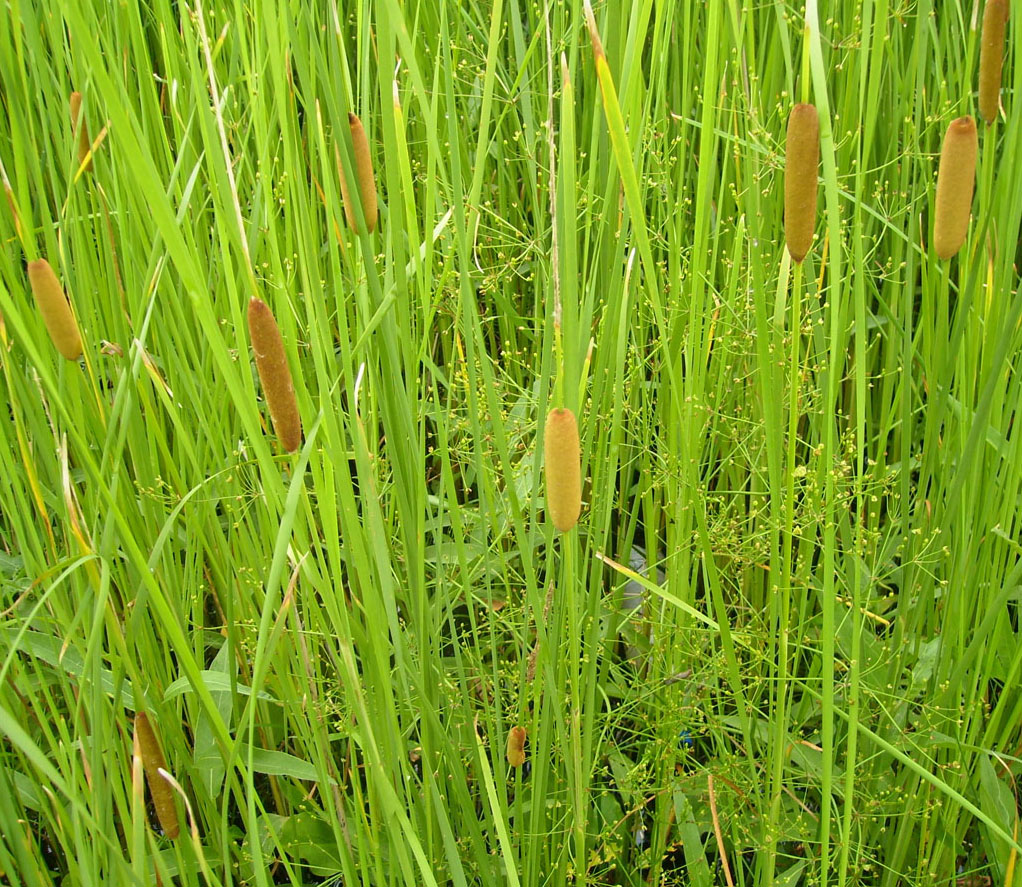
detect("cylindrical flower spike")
[506,726,527,768]
[544,407,581,533]
[783,103,820,263]
[933,116,978,260]
[69,91,92,171]
[247,297,302,452]
[27,259,82,360]
[338,113,378,234]
[133,712,180,840]
[979,0,1008,124]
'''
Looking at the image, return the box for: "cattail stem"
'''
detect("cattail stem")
[783,103,819,264]
[544,407,581,533]
[27,259,82,360]
[979,0,1008,124]
[247,297,302,452]
[337,113,378,234]
[69,92,92,172]
[133,712,180,840]
[933,116,978,260]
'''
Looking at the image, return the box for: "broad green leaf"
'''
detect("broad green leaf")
[163,671,277,703]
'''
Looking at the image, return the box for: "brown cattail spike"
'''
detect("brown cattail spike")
[933,116,978,260]
[544,407,581,533]
[783,103,820,263]
[247,297,302,452]
[27,259,82,360]
[133,712,180,840]
[338,113,378,234]
[69,91,92,172]
[979,0,1008,124]
[506,726,527,768]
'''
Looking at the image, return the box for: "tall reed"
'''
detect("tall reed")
[783,103,820,263]
[544,407,581,533]
[933,116,978,260]
[27,258,83,360]
[338,112,378,234]
[69,91,92,171]
[247,296,302,452]
[133,712,180,840]
[979,0,1008,124]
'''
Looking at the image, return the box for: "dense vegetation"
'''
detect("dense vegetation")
[1,1,1020,885]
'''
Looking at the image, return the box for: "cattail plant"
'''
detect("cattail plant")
[69,91,92,171]
[337,112,378,234]
[783,103,820,263]
[979,0,1008,124]
[933,116,978,260]
[544,407,581,533]
[133,712,180,840]
[247,297,302,452]
[27,259,82,360]
[506,726,527,768]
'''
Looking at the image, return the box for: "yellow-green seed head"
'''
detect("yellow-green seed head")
[506,726,527,768]
[544,407,581,533]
